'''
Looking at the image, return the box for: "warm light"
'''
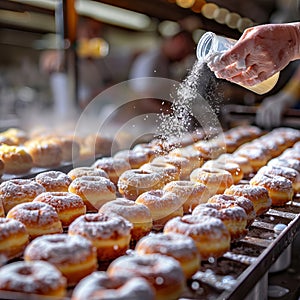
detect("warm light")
[77,38,109,58]
[158,20,181,37]
[201,3,219,19]
[213,8,229,24]
[225,12,241,29]
[191,0,206,13]
[176,0,195,9]
[237,17,254,32]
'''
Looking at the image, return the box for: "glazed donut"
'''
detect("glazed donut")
[136,190,183,230]
[68,213,132,261]
[6,202,63,239]
[217,153,253,177]
[234,146,269,172]
[24,234,97,286]
[140,162,180,185]
[192,202,247,242]
[207,194,256,227]
[190,167,234,195]
[135,232,200,278]
[68,166,109,181]
[163,215,230,260]
[250,174,294,206]
[224,184,272,216]
[0,260,66,297]
[267,157,300,173]
[0,145,33,174]
[69,175,116,212]
[114,149,151,169]
[107,253,185,300]
[33,192,86,227]
[99,198,152,241]
[72,271,155,300]
[92,157,131,185]
[168,145,204,170]
[202,160,243,184]
[0,218,29,261]
[25,139,62,167]
[163,180,210,214]
[151,155,193,180]
[35,170,72,192]
[257,165,300,193]
[0,179,45,214]
[118,169,164,200]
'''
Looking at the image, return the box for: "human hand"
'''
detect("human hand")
[208,23,300,86]
[255,91,297,128]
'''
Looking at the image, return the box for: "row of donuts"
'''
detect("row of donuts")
[0,125,298,299]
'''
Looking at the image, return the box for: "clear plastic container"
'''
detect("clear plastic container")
[196,31,279,95]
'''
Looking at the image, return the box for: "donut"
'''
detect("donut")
[234,146,269,172]
[190,167,234,195]
[49,136,81,162]
[163,180,210,214]
[114,149,151,169]
[118,169,164,200]
[133,143,159,160]
[107,253,185,300]
[271,127,300,147]
[257,165,300,193]
[35,170,72,192]
[217,153,253,177]
[192,202,247,242]
[140,162,180,185]
[99,198,152,241]
[33,192,86,227]
[0,128,28,145]
[6,202,63,239]
[92,157,131,185]
[202,160,243,184]
[135,232,200,278]
[0,135,15,146]
[168,145,204,170]
[163,215,231,260]
[254,137,282,158]
[25,139,62,167]
[280,148,300,161]
[151,155,194,180]
[24,234,97,286]
[136,190,183,230]
[193,139,226,160]
[84,134,115,156]
[207,194,256,227]
[68,213,132,261]
[72,271,155,300]
[0,145,33,174]
[0,260,66,297]
[224,184,272,216]
[250,173,294,206]
[267,157,300,173]
[0,218,29,261]
[0,179,45,214]
[68,166,109,180]
[69,176,116,212]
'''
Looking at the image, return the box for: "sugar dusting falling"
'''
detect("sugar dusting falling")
[156,59,223,150]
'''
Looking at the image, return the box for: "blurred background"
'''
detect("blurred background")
[0,0,299,132]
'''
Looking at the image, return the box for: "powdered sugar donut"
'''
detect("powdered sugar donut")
[0,260,66,297]
[72,271,155,300]
[107,253,185,300]
[24,234,97,286]
[6,202,63,239]
[35,170,72,192]
[69,176,116,212]
[68,213,132,261]
[68,166,109,180]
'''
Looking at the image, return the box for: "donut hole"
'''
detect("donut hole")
[18,267,32,276]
